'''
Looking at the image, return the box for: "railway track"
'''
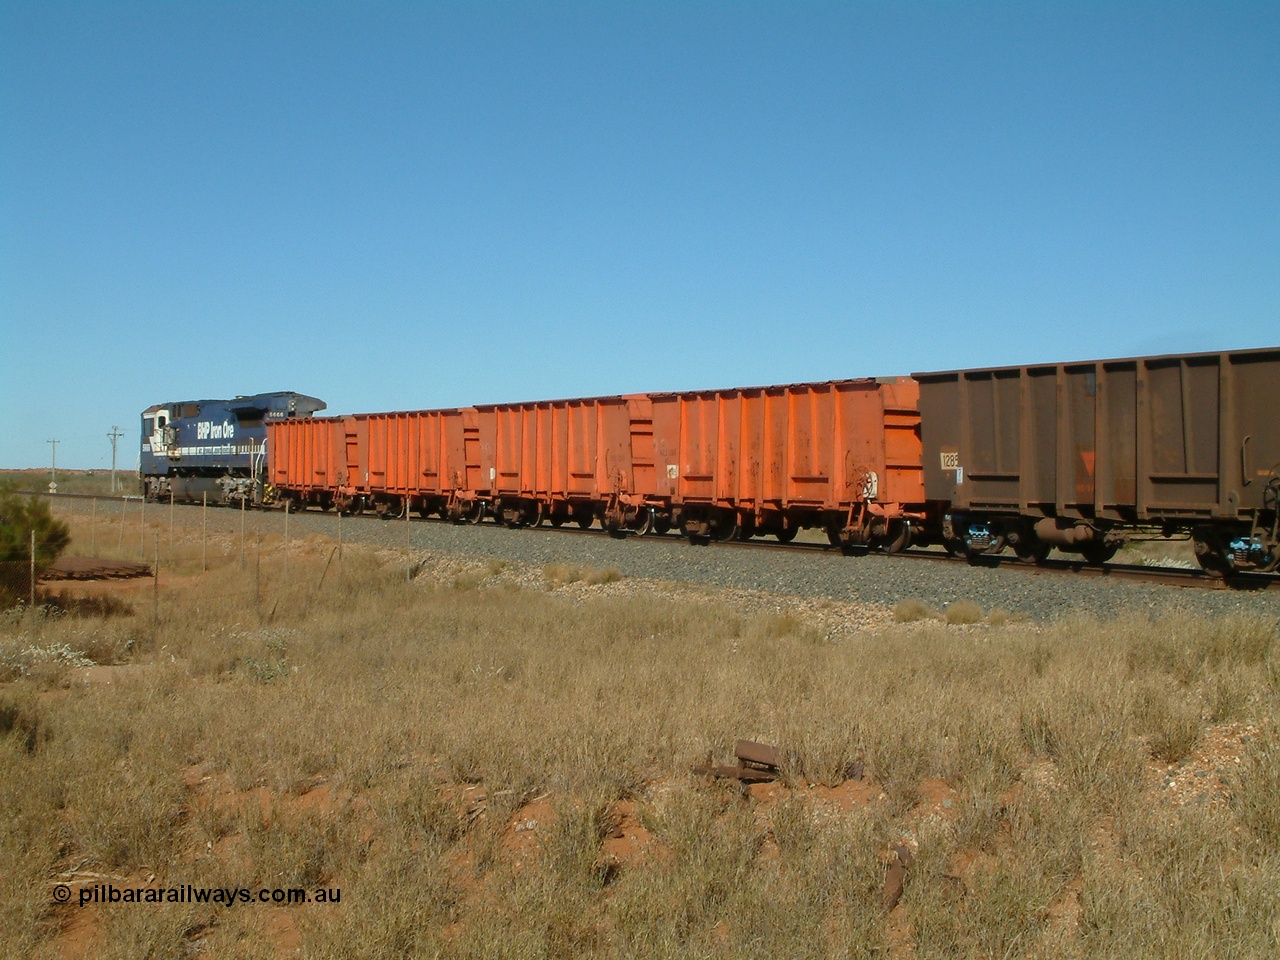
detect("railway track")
[30,490,1280,593]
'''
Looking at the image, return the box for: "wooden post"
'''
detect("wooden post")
[284,499,290,580]
[139,494,146,561]
[91,497,97,556]
[29,529,36,613]
[169,490,174,561]
[201,492,207,573]
[254,535,262,623]
[405,497,412,582]
[240,496,246,570]
[153,532,160,630]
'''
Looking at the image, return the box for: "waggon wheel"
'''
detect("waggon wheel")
[881,520,911,555]
[465,502,486,524]
[775,527,797,543]
[654,515,672,535]
[1014,539,1050,564]
[576,512,594,530]
[714,518,740,542]
[682,519,711,545]
[1192,531,1230,577]
[633,507,654,537]
[1079,542,1117,566]
[527,501,544,528]
[550,514,565,528]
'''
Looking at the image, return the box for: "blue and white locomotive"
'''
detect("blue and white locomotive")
[140,392,326,504]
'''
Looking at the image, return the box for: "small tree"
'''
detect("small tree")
[0,483,71,606]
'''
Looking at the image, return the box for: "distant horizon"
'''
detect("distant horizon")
[7,338,1280,472]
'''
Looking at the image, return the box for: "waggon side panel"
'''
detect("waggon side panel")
[461,408,488,493]
[916,346,1280,525]
[677,394,718,504]
[785,384,832,507]
[624,396,657,501]
[267,417,342,494]
[761,387,789,504]
[596,396,636,499]
[875,377,926,510]
[650,396,680,499]
[361,411,444,498]
[716,392,743,506]
[566,400,598,499]
[1229,351,1280,512]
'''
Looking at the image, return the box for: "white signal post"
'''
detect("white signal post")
[47,439,58,493]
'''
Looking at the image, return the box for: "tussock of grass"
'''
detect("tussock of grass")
[543,563,623,587]
[1233,733,1280,849]
[987,607,1014,626]
[943,599,985,624]
[893,599,938,622]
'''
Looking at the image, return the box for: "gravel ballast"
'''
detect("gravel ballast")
[144,503,1280,624]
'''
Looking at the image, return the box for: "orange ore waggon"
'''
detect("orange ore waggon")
[265,376,943,552]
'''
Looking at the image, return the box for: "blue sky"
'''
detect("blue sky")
[2,1,1277,469]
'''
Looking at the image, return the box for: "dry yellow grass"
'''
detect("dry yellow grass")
[1,509,1278,958]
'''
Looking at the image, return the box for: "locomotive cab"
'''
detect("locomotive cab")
[146,410,172,457]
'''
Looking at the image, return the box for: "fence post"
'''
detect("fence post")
[284,499,290,581]
[240,496,246,570]
[406,497,412,582]
[139,495,146,561]
[202,492,208,573]
[254,535,262,623]
[91,497,97,556]
[153,532,160,630]
[169,490,174,562]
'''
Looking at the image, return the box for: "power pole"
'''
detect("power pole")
[108,426,123,494]
[47,439,58,493]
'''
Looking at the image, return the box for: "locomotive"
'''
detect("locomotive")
[139,392,325,505]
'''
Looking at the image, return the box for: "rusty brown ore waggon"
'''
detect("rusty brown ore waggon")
[914,347,1280,573]
[267,377,941,553]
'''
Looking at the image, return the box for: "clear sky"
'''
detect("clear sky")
[2,1,1277,469]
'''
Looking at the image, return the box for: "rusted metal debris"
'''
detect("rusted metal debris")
[692,739,789,783]
[41,557,152,581]
[881,845,915,912]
